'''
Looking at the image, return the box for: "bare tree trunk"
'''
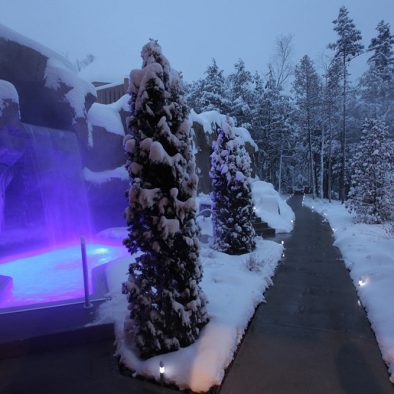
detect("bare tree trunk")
[278,148,283,194]
[340,54,347,204]
[327,115,333,203]
[320,126,324,199]
[308,120,316,199]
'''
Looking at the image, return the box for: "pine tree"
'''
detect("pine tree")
[346,118,393,224]
[329,6,364,202]
[228,59,254,127]
[210,120,256,255]
[197,59,230,114]
[293,55,322,198]
[360,21,394,128]
[322,57,342,202]
[123,40,208,359]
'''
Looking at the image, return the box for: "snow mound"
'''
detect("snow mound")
[0,80,19,116]
[83,166,128,184]
[96,237,282,392]
[303,197,394,383]
[190,109,257,150]
[88,94,130,136]
[252,181,295,233]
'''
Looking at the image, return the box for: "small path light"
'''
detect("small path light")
[159,361,165,384]
[358,278,368,287]
[357,300,362,307]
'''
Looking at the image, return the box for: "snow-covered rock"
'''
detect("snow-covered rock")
[252,181,295,233]
[0,24,96,132]
[83,166,128,185]
[190,110,258,193]
[0,80,19,116]
[88,94,130,137]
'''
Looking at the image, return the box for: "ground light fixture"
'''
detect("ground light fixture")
[358,278,368,287]
[160,361,165,384]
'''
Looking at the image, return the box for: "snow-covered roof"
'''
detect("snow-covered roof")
[88,94,130,136]
[190,109,258,151]
[0,80,19,116]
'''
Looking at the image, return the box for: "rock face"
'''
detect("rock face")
[0,24,96,142]
[0,81,27,233]
[190,111,258,194]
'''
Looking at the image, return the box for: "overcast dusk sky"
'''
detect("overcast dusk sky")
[1,0,393,83]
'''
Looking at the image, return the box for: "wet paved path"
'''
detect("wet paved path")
[220,195,394,394]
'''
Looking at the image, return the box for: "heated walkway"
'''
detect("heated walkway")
[220,195,394,394]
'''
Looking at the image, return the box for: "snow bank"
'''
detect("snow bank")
[252,181,295,233]
[0,80,19,115]
[190,109,258,150]
[88,94,130,136]
[96,233,282,392]
[303,197,394,383]
[83,166,128,185]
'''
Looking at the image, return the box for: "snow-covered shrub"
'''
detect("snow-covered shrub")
[346,118,394,224]
[245,253,262,272]
[210,120,256,254]
[122,40,208,359]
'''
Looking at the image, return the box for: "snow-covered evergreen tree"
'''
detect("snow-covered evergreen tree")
[359,21,394,130]
[293,55,322,198]
[196,59,230,114]
[123,40,208,359]
[346,118,393,223]
[329,6,364,202]
[210,120,256,255]
[228,59,254,127]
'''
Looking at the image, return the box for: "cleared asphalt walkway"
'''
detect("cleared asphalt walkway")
[220,195,394,394]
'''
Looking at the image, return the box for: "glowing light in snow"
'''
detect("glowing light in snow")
[253,206,257,211]
[281,240,284,245]
[358,278,368,287]
[357,300,362,307]
[93,247,109,255]
[160,361,165,374]
[0,242,126,309]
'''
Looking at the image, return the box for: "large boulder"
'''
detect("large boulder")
[0,24,96,141]
[190,110,258,194]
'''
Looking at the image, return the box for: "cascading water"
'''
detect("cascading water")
[0,124,92,257]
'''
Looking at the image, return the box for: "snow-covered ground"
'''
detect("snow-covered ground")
[252,181,295,233]
[96,237,282,392]
[303,197,394,383]
[94,183,290,391]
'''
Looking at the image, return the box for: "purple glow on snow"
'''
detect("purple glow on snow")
[0,241,128,309]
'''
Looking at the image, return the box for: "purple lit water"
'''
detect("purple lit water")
[0,241,127,309]
[0,124,92,258]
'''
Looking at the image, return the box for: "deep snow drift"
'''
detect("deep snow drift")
[303,197,394,383]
